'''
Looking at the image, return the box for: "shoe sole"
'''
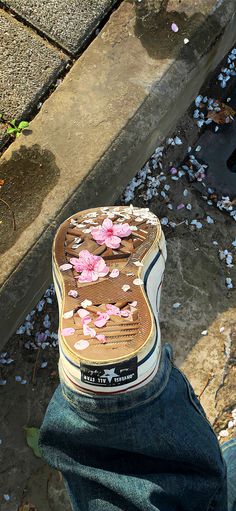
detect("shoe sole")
[53,206,166,393]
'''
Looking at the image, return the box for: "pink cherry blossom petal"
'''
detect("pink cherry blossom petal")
[77,309,90,319]
[78,270,95,283]
[94,317,108,328]
[133,278,143,286]
[94,313,110,328]
[171,22,179,32]
[133,261,143,267]
[91,271,101,282]
[60,263,72,271]
[74,340,90,350]
[122,284,130,292]
[103,218,113,230]
[105,235,121,249]
[130,301,137,307]
[96,334,107,343]
[70,257,84,272]
[120,309,131,317]
[94,258,109,276]
[90,227,106,245]
[110,269,120,278]
[82,316,91,325]
[68,290,78,298]
[83,324,96,337]
[113,223,132,238]
[63,310,74,319]
[81,299,92,308]
[61,328,75,337]
[106,304,120,315]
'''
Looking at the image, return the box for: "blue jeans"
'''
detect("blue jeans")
[39,344,229,511]
[222,439,236,511]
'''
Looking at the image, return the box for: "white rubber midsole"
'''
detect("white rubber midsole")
[59,343,161,394]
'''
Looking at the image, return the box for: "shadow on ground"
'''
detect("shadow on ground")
[133,0,221,62]
[0,144,60,255]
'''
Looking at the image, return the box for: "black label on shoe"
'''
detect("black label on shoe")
[80,356,138,387]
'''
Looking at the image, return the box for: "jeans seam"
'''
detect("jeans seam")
[221,438,236,452]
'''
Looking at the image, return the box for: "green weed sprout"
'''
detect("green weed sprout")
[7,119,29,138]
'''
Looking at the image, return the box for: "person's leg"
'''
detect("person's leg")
[39,343,227,511]
[222,438,236,511]
[39,206,227,511]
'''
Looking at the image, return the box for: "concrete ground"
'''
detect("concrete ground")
[1,0,236,351]
[0,108,235,508]
[0,0,117,147]
[1,1,236,509]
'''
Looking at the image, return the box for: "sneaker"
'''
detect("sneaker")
[53,205,166,395]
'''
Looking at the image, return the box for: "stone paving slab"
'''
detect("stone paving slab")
[2,0,118,55]
[1,0,236,348]
[0,9,68,144]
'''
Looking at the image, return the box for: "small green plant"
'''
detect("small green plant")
[6,119,29,138]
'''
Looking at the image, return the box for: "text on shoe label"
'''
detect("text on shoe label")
[81,357,138,387]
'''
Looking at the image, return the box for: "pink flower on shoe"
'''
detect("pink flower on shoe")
[91,219,131,249]
[120,309,131,318]
[77,309,90,320]
[82,316,91,326]
[61,327,75,337]
[94,312,110,328]
[96,334,106,344]
[77,309,92,329]
[106,304,121,316]
[83,324,96,337]
[70,250,109,283]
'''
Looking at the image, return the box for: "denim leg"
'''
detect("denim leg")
[39,345,227,511]
[222,439,236,511]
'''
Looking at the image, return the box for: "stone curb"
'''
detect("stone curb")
[1,0,236,348]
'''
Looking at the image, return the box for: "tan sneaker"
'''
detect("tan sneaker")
[53,205,166,395]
